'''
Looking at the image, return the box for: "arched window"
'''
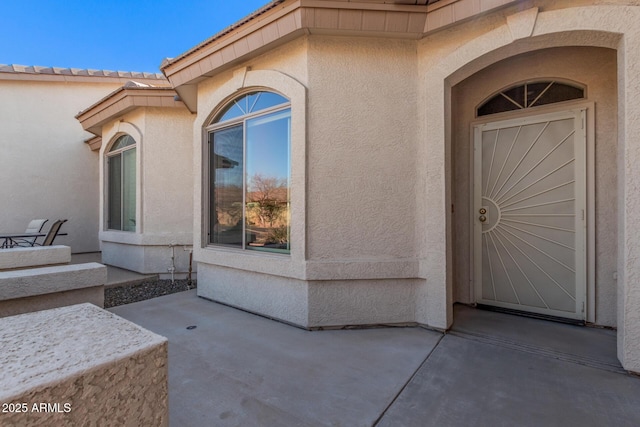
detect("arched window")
[477,81,585,117]
[106,134,136,231]
[206,91,291,253]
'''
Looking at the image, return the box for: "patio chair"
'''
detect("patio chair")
[38,219,67,246]
[12,219,48,247]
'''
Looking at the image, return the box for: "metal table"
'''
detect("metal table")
[0,232,46,248]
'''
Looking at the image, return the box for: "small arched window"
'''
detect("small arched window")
[106,134,136,231]
[207,91,291,254]
[477,81,585,117]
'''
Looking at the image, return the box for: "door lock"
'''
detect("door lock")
[479,208,487,215]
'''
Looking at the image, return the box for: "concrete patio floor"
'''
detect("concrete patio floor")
[110,290,640,427]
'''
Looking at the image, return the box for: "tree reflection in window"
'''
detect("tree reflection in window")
[208,91,291,254]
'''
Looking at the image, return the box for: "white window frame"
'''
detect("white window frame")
[106,134,137,232]
[204,91,291,253]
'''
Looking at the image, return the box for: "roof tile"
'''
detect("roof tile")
[0,64,166,80]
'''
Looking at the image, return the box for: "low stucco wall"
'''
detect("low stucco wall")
[0,245,71,270]
[101,241,194,275]
[307,279,421,328]
[0,286,103,318]
[0,262,106,317]
[198,263,422,328]
[0,304,168,426]
[0,262,106,301]
[198,263,309,326]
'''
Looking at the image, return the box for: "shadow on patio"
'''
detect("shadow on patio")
[110,291,640,427]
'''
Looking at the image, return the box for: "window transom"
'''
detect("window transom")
[477,81,585,117]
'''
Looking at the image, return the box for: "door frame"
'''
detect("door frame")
[469,102,595,321]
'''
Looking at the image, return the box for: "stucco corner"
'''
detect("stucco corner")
[506,7,539,41]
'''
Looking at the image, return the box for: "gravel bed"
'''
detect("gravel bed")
[105,279,197,308]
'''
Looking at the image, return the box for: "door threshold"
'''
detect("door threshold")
[476,304,585,326]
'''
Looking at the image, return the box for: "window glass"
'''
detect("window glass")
[210,125,244,247]
[110,134,135,151]
[250,92,289,114]
[245,109,291,252]
[525,82,550,104]
[208,91,291,254]
[122,148,136,232]
[477,95,520,117]
[216,92,288,123]
[478,81,584,117]
[533,84,584,107]
[502,86,524,108]
[108,155,122,230]
[107,134,136,231]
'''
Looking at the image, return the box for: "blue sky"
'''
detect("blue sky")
[0,0,269,73]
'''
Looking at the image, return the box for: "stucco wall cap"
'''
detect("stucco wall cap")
[0,303,167,402]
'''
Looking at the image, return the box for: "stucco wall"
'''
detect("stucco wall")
[0,304,168,426]
[99,107,194,274]
[0,80,123,253]
[305,36,420,279]
[141,107,194,236]
[451,46,618,326]
[307,279,421,328]
[198,263,309,327]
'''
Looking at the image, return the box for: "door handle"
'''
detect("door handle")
[479,215,487,222]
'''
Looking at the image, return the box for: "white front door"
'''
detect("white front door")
[473,109,587,320]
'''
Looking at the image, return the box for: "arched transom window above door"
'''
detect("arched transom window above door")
[477,81,585,117]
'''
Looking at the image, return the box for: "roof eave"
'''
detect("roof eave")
[161,0,519,103]
[76,87,185,136]
[84,136,103,152]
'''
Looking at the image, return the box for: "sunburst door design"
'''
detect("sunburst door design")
[473,109,587,320]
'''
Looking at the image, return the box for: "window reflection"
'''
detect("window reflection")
[107,134,136,232]
[246,110,291,252]
[210,125,243,247]
[208,91,291,254]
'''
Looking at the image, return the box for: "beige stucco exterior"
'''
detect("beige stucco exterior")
[95,104,195,275]
[0,304,168,426]
[0,77,132,252]
[192,35,428,328]
[166,0,640,372]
